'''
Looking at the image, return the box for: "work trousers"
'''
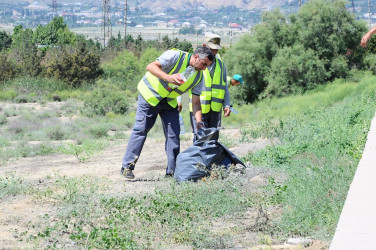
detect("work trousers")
[190,110,221,141]
[122,93,180,174]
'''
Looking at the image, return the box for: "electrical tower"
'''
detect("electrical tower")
[102,0,112,47]
[124,0,128,47]
[52,0,57,18]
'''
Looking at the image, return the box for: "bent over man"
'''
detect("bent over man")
[121,47,214,179]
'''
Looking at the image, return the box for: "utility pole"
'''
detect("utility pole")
[52,0,57,18]
[124,0,127,47]
[102,0,112,47]
[299,0,301,8]
[351,0,355,13]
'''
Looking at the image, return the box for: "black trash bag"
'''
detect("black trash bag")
[174,127,246,182]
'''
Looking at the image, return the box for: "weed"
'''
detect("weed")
[0,172,29,199]
[47,126,66,140]
[58,140,108,162]
[0,114,7,125]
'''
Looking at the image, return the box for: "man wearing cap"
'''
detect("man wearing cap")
[228,74,244,89]
[187,33,231,138]
[121,47,214,179]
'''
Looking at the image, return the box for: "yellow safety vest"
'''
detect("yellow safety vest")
[189,57,226,113]
[137,50,202,108]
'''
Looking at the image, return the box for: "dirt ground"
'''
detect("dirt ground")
[0,103,329,249]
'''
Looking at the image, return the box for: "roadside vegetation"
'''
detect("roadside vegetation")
[1,0,376,248]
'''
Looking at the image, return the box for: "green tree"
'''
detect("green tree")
[32,17,76,46]
[0,51,16,82]
[263,45,328,98]
[225,0,367,102]
[10,27,42,77]
[294,0,366,76]
[0,31,12,51]
[42,42,101,87]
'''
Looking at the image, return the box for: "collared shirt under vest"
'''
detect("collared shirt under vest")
[137,50,203,108]
[189,57,226,113]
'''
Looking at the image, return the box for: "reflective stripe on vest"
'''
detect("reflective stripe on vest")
[189,57,225,113]
[137,50,202,108]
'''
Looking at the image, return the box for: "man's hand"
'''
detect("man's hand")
[223,107,231,117]
[165,74,185,86]
[361,34,370,48]
[196,121,205,131]
[146,61,184,86]
[178,102,182,112]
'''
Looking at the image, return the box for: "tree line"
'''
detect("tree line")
[0,16,193,89]
[1,0,376,104]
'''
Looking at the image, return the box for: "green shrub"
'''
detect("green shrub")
[47,126,66,140]
[101,49,142,91]
[0,51,16,82]
[263,45,328,98]
[88,124,109,139]
[0,114,7,125]
[0,90,17,101]
[0,172,28,199]
[42,42,102,87]
[82,82,131,116]
[363,54,376,74]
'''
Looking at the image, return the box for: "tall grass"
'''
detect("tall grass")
[243,74,376,239]
[223,71,375,128]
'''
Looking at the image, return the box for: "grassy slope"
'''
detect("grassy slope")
[238,72,376,239]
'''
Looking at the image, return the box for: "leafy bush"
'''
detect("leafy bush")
[47,126,66,140]
[263,45,328,98]
[0,51,16,82]
[101,49,142,91]
[363,54,376,74]
[0,114,7,125]
[82,82,131,116]
[42,42,102,87]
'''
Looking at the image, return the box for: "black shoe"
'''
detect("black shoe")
[165,173,174,178]
[121,168,135,179]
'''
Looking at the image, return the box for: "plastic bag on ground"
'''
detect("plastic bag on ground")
[174,127,245,182]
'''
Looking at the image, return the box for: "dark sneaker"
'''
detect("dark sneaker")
[122,168,135,179]
[165,173,174,178]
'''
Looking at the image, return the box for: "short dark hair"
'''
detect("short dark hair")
[193,46,214,61]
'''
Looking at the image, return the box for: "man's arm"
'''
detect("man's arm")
[222,65,231,117]
[192,94,204,130]
[146,60,184,85]
[361,26,376,47]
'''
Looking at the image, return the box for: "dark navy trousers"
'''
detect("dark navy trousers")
[122,93,180,174]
